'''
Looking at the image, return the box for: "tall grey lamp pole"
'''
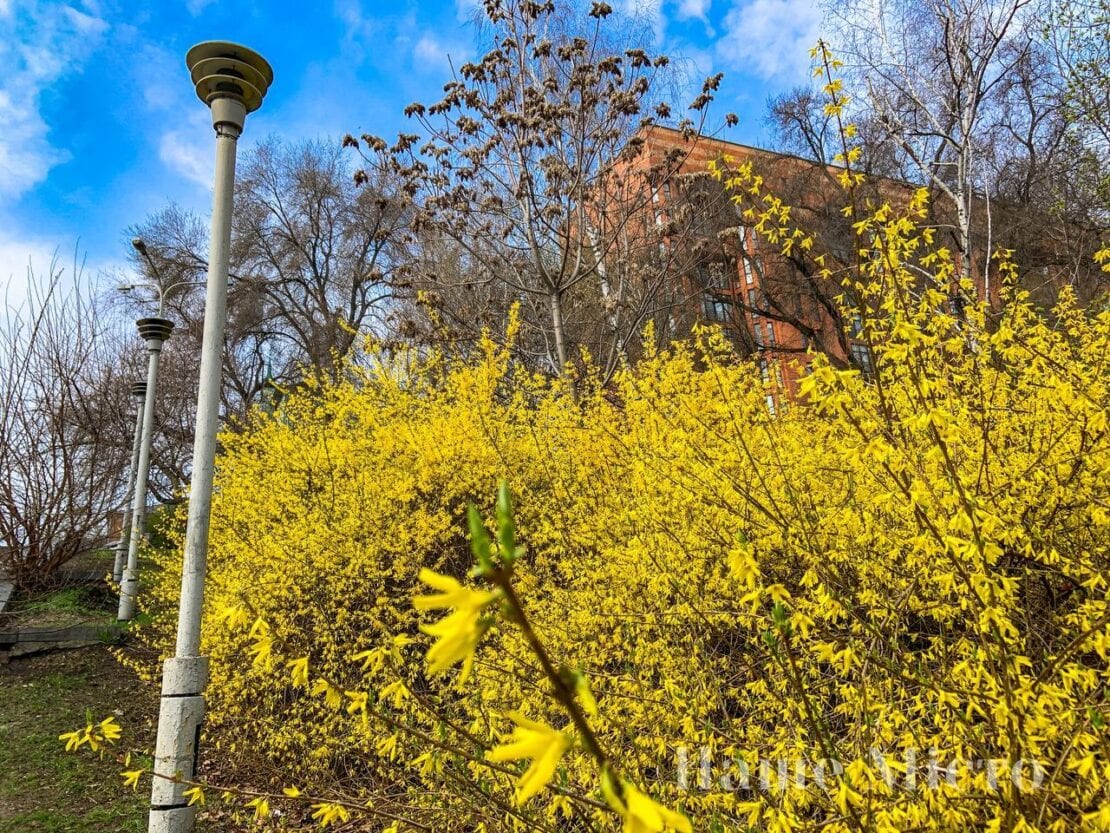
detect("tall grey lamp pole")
[118,318,174,621]
[113,381,149,583]
[147,42,271,833]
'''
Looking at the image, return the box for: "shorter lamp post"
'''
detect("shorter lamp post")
[121,238,206,319]
[113,381,150,583]
[117,237,206,615]
[117,317,174,621]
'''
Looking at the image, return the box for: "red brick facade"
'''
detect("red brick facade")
[628,124,1068,402]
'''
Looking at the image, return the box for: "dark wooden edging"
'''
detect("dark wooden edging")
[0,623,125,656]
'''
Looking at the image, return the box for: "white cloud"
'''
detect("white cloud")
[717,0,821,83]
[0,236,64,302]
[0,231,123,312]
[676,0,711,22]
[0,2,109,201]
[412,33,468,74]
[158,107,215,192]
[334,0,377,39]
[619,0,666,41]
[185,0,216,15]
[454,0,482,22]
[136,44,179,111]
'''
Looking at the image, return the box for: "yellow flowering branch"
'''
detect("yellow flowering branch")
[416,482,691,832]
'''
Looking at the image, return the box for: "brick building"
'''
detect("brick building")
[627,124,1102,404]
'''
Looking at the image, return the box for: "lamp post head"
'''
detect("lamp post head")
[186,41,272,130]
[130,381,148,398]
[131,237,148,255]
[136,317,175,346]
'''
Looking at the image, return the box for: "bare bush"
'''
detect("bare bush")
[0,256,131,591]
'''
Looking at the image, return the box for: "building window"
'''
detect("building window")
[748,288,768,314]
[708,261,727,288]
[850,342,874,378]
[766,393,777,416]
[753,319,775,347]
[849,311,864,337]
[697,263,727,289]
[703,295,730,322]
[743,256,755,284]
[759,358,771,384]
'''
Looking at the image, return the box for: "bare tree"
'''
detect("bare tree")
[0,257,132,591]
[1048,0,1110,159]
[768,87,903,177]
[764,2,1106,313]
[353,0,731,383]
[984,35,1107,304]
[105,139,410,513]
[828,0,1041,289]
[125,137,409,411]
[231,139,409,378]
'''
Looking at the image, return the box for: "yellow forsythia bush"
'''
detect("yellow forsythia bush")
[136,202,1110,830]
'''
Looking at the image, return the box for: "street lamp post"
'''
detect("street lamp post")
[121,238,206,319]
[118,317,174,621]
[115,240,203,600]
[113,381,149,583]
[147,42,271,833]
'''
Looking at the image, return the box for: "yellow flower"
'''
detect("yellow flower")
[574,674,598,717]
[217,603,249,629]
[84,724,103,752]
[414,568,499,612]
[248,634,273,670]
[420,608,489,683]
[311,678,343,710]
[602,773,691,833]
[246,796,270,821]
[487,712,572,803]
[72,718,121,753]
[415,568,498,683]
[97,716,122,744]
[121,769,144,791]
[349,648,379,671]
[287,657,310,688]
[345,690,369,726]
[58,729,85,752]
[376,732,399,760]
[282,785,302,797]
[379,679,410,709]
[311,802,351,828]
[183,786,206,806]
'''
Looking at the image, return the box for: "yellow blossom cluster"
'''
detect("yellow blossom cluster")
[130,184,1110,830]
[58,715,122,754]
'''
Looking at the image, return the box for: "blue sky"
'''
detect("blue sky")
[0,0,823,295]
